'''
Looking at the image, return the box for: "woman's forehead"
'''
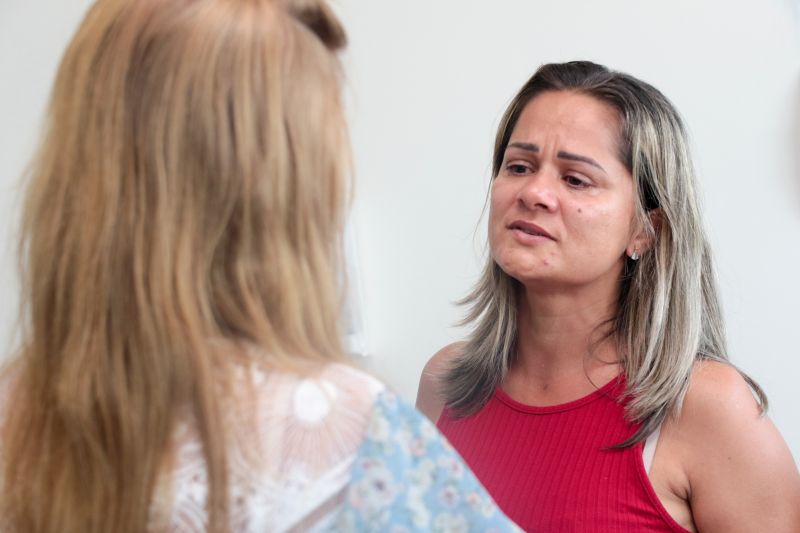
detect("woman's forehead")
[509,91,624,163]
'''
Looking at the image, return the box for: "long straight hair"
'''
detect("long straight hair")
[1,0,349,531]
[444,61,766,445]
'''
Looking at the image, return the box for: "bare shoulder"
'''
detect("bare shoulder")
[678,360,782,456]
[680,360,762,423]
[675,360,800,532]
[423,342,465,377]
[415,342,465,424]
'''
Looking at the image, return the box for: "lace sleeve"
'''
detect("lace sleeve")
[335,390,522,532]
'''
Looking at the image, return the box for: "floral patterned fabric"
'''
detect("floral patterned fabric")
[336,390,522,532]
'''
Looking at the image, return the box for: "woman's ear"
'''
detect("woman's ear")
[627,208,662,258]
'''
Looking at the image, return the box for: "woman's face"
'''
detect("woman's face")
[489,90,639,292]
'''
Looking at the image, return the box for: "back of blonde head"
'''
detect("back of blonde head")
[2,0,348,531]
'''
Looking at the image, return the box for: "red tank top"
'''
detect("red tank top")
[437,376,691,532]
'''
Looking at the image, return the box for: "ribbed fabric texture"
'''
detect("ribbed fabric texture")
[437,376,689,533]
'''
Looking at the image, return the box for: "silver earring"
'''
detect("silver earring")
[630,250,640,261]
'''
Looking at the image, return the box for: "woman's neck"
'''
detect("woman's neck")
[503,283,621,405]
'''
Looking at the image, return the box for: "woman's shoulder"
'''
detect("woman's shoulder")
[236,360,388,425]
[677,359,762,435]
[671,359,774,458]
[424,342,466,373]
[155,361,395,531]
[416,341,465,423]
[318,362,387,397]
[666,360,800,531]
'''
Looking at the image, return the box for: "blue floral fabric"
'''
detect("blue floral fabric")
[335,390,522,532]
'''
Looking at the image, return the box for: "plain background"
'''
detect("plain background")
[1,0,798,465]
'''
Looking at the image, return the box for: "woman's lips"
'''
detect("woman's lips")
[508,220,555,240]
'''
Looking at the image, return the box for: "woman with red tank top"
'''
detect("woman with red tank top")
[417,62,800,532]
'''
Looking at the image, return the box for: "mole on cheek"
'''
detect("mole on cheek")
[577,208,583,213]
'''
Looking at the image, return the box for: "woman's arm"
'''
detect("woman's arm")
[415,342,463,423]
[678,361,800,532]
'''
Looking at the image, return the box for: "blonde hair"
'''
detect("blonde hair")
[2,0,348,531]
[444,61,766,445]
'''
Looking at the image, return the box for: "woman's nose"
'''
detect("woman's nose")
[516,170,558,212]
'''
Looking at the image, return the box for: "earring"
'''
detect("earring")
[630,250,640,261]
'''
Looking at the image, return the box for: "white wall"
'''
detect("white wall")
[1,1,798,463]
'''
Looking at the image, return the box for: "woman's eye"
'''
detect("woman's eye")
[507,163,530,175]
[564,175,589,188]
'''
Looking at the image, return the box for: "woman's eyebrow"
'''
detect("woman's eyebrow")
[507,142,606,173]
[507,141,539,153]
[557,150,606,172]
